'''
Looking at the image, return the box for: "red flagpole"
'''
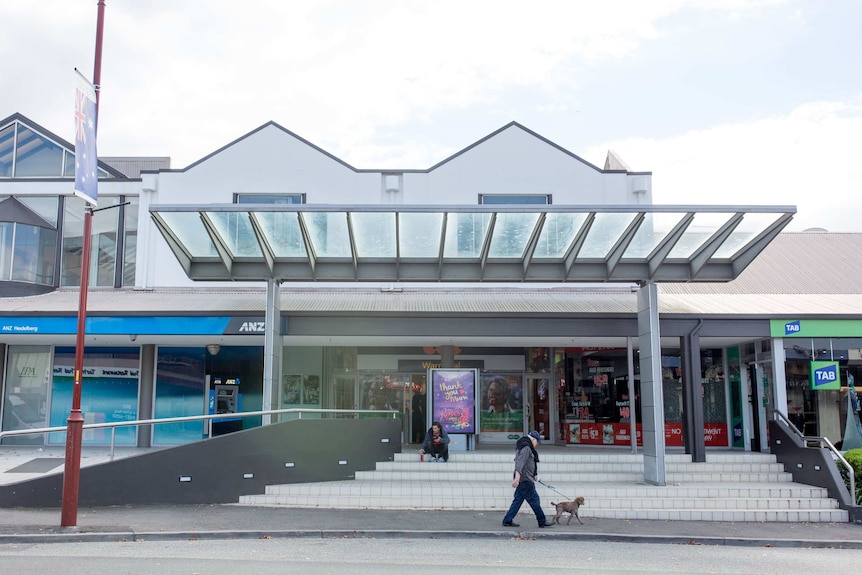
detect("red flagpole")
[61,0,106,528]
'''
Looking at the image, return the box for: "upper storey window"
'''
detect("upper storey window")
[235,193,304,204]
[0,196,58,286]
[479,194,551,205]
[0,120,112,179]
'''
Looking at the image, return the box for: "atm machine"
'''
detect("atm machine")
[209,377,243,436]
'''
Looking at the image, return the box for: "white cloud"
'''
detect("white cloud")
[4,0,857,234]
[586,97,862,232]
[1,0,706,164]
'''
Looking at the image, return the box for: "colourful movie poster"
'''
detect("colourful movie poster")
[431,369,476,434]
[480,373,524,432]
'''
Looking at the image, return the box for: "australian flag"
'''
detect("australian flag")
[74,70,98,206]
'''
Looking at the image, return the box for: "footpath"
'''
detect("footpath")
[1,504,861,548]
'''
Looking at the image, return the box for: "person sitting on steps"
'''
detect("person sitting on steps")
[419,421,450,462]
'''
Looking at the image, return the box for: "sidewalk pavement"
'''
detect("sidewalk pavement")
[1,504,861,548]
[2,446,861,548]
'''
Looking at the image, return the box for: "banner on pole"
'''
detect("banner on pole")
[74,70,98,206]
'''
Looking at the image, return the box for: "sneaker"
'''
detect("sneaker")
[538,521,554,528]
[502,521,520,527]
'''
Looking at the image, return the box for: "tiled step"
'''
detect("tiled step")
[355,470,794,483]
[258,481,831,499]
[379,461,789,473]
[235,451,850,523]
[238,484,847,522]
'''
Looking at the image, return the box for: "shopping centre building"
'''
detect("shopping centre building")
[2,112,861,475]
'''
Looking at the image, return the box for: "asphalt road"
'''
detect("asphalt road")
[3,537,862,575]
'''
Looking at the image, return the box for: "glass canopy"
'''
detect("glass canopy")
[149,204,795,283]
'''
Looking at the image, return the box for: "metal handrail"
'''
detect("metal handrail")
[0,408,399,461]
[773,410,855,500]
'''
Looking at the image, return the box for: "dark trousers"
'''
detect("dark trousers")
[502,480,547,526]
[429,443,448,461]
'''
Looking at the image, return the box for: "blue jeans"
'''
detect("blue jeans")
[502,480,547,526]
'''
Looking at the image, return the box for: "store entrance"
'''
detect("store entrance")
[358,372,427,444]
[747,362,772,452]
[525,376,553,443]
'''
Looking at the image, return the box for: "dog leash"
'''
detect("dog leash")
[537,479,572,500]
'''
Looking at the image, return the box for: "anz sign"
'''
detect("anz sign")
[238,321,266,333]
[223,317,279,335]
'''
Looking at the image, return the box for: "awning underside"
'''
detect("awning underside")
[148,204,795,283]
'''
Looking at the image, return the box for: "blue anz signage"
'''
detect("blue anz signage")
[0,316,283,336]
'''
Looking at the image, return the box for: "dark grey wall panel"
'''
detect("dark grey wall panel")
[769,419,860,522]
[0,417,400,508]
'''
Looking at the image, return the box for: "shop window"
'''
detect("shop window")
[561,349,635,446]
[1,345,52,445]
[701,348,729,446]
[153,347,206,445]
[662,354,683,423]
[48,347,140,446]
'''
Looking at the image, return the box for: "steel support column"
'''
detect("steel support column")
[262,279,281,425]
[638,282,666,485]
[682,327,705,462]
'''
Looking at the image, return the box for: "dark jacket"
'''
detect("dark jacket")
[422,426,450,452]
[513,436,539,482]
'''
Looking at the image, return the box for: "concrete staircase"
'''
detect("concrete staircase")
[237,450,849,522]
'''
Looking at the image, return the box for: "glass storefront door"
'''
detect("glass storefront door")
[526,376,552,442]
[358,372,426,443]
[747,362,771,452]
[333,374,356,417]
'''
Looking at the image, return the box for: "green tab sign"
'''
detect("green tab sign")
[810,361,840,390]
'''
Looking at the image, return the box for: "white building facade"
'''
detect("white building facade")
[6,112,860,479]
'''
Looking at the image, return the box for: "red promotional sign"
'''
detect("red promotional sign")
[566,422,729,447]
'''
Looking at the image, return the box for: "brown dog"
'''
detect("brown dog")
[551,497,585,525]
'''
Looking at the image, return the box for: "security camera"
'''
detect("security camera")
[129,334,138,342]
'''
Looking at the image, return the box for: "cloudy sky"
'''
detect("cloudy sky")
[3,0,860,231]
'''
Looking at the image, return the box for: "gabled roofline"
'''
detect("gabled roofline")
[177,121,359,173]
[0,112,127,178]
[145,119,652,176]
[426,121,650,175]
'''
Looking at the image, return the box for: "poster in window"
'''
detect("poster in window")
[480,373,524,432]
[303,375,321,405]
[283,375,302,406]
[429,368,477,434]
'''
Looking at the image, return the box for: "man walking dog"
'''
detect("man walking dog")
[502,430,554,528]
